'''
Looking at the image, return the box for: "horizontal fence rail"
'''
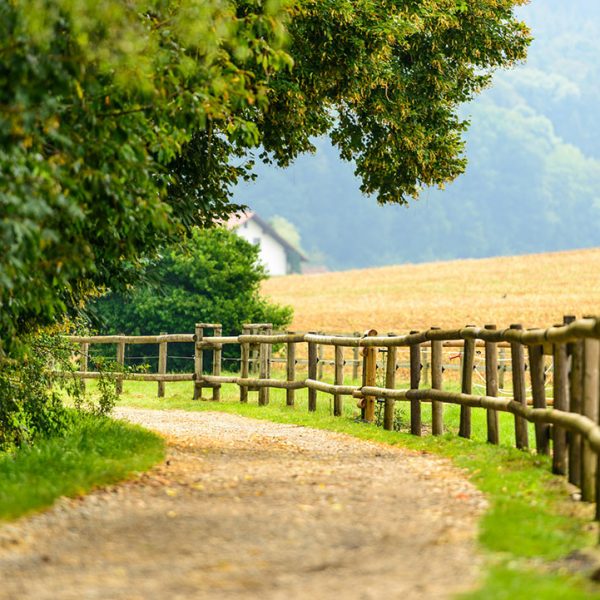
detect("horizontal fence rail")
[64,316,600,531]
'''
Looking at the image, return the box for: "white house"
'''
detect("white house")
[226,211,307,276]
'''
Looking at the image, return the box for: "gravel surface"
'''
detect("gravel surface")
[0,408,487,599]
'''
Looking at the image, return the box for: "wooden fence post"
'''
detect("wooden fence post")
[563,315,582,487]
[308,334,318,411]
[250,326,259,376]
[581,337,599,502]
[430,328,443,436]
[528,342,549,455]
[498,347,506,390]
[384,337,397,431]
[423,347,430,387]
[459,328,475,439]
[194,323,204,400]
[484,325,499,445]
[569,337,584,487]
[212,326,222,401]
[240,325,250,403]
[286,337,296,406]
[334,345,344,416]
[80,342,89,391]
[317,340,325,381]
[116,338,125,395]
[258,327,271,406]
[552,338,569,475]
[510,324,528,450]
[409,333,422,436]
[158,332,167,398]
[352,333,360,381]
[362,331,378,423]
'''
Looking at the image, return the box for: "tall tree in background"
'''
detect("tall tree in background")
[0,0,529,354]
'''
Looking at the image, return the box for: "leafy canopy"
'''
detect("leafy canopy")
[0,0,529,354]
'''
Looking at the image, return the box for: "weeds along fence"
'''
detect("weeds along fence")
[67,317,600,515]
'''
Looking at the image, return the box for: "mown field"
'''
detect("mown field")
[262,248,600,333]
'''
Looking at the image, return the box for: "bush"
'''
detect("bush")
[0,326,117,451]
[92,227,293,370]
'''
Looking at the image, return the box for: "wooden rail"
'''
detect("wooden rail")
[65,316,600,531]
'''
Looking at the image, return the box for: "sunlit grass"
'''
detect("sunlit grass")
[0,411,165,521]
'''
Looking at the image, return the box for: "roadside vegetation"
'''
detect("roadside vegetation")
[0,410,164,522]
[106,378,600,599]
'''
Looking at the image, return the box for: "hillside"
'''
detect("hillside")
[262,248,600,333]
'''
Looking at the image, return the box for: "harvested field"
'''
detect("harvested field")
[262,248,600,333]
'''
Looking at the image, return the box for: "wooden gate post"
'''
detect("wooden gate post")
[193,323,204,400]
[510,324,529,450]
[286,337,296,406]
[158,332,167,398]
[528,341,549,455]
[581,338,599,502]
[362,330,378,423]
[308,334,318,411]
[384,337,397,431]
[552,338,569,475]
[116,338,125,395]
[459,327,476,439]
[484,325,500,445]
[430,328,443,436]
[240,325,250,403]
[334,345,344,416]
[212,326,222,401]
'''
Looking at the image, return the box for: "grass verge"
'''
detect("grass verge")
[0,411,165,521]
[94,379,600,598]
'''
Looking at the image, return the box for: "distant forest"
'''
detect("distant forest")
[234,0,600,270]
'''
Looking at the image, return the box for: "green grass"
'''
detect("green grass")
[0,411,165,521]
[102,377,600,598]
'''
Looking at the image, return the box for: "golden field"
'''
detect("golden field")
[262,248,600,334]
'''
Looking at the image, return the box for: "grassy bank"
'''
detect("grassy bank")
[0,411,165,521]
[106,378,600,598]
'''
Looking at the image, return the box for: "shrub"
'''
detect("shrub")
[0,326,117,451]
[92,227,293,370]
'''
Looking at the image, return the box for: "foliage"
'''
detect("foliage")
[0,0,290,355]
[236,1,600,270]
[259,0,530,203]
[92,227,293,366]
[0,324,118,450]
[0,411,164,521]
[0,0,530,356]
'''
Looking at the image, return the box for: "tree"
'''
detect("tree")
[0,0,291,354]
[92,227,293,368]
[0,0,530,355]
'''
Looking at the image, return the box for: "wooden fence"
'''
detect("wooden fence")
[68,316,600,518]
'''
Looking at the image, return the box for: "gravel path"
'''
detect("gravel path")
[0,408,486,599]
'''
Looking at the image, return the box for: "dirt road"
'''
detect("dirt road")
[0,408,486,599]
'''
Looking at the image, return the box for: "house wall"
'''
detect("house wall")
[235,219,289,276]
